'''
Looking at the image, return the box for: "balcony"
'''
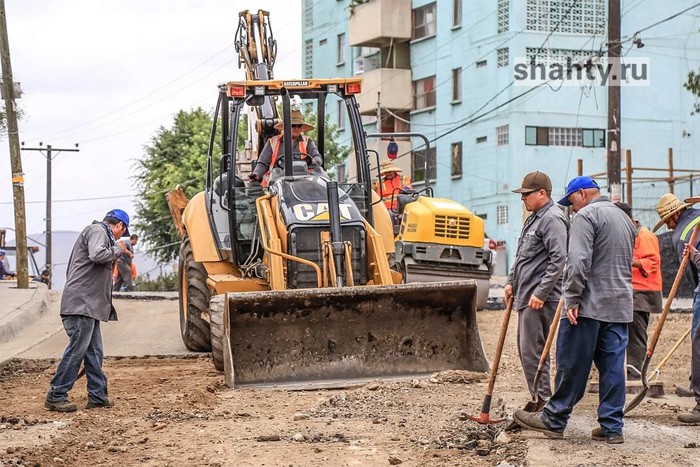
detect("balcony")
[355,68,412,115]
[348,0,412,48]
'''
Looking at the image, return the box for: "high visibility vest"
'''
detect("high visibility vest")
[264,135,308,186]
[375,175,412,211]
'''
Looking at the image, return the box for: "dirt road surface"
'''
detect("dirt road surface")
[1,298,699,466]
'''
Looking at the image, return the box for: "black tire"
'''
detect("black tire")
[178,236,211,351]
[209,295,225,371]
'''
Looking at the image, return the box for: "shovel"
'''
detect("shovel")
[505,297,564,432]
[649,326,691,383]
[467,297,514,425]
[624,221,700,414]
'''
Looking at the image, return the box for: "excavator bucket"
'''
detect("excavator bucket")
[219,281,488,389]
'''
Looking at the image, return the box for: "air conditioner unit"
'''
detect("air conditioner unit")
[353,57,365,75]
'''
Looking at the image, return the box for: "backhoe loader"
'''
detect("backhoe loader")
[166,11,488,388]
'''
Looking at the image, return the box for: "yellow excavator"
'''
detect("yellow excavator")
[166,10,488,388]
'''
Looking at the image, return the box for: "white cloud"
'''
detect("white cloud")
[0,0,301,243]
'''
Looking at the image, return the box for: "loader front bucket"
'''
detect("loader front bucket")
[220,281,488,389]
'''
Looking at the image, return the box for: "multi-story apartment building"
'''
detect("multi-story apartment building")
[302,0,700,270]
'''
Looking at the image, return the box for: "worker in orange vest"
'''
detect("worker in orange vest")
[248,110,323,185]
[375,160,412,212]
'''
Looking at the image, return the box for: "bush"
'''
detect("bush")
[136,272,178,292]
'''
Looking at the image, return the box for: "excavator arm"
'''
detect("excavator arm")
[235,10,279,155]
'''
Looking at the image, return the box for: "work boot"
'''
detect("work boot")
[86,398,115,409]
[677,405,700,424]
[591,427,624,444]
[675,385,695,397]
[44,400,77,413]
[513,410,563,439]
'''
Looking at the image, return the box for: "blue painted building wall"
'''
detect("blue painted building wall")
[303,0,700,271]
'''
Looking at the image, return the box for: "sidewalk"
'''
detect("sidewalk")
[0,280,61,365]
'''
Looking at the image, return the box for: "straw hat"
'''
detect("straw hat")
[274,109,314,132]
[380,160,402,175]
[653,193,691,232]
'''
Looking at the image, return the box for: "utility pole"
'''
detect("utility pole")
[21,143,79,289]
[0,0,28,288]
[607,0,622,202]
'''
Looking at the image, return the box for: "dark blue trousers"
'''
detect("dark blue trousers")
[542,317,628,435]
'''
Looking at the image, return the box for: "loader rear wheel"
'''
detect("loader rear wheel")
[178,236,211,351]
[209,295,225,371]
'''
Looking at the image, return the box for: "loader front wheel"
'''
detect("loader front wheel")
[209,295,225,371]
[178,237,211,351]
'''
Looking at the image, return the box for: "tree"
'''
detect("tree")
[685,70,700,115]
[133,108,213,263]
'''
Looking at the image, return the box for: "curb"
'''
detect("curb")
[0,283,51,344]
[113,291,178,301]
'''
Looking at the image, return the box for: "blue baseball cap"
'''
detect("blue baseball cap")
[558,176,600,206]
[0,249,5,256]
[105,209,130,237]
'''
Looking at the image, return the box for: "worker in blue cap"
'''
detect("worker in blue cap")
[45,209,131,413]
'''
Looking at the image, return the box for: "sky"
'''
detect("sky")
[0,0,301,244]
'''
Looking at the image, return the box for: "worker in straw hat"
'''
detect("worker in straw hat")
[249,109,323,185]
[375,160,412,212]
[653,193,700,413]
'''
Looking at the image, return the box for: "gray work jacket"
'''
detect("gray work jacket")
[507,199,569,311]
[60,221,124,321]
[563,196,636,323]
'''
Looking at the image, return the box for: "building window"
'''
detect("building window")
[452,68,462,102]
[337,100,346,131]
[497,125,509,146]
[451,142,462,177]
[413,75,436,110]
[412,147,437,183]
[304,39,313,78]
[526,47,589,66]
[497,205,509,225]
[497,0,509,33]
[413,3,437,40]
[497,48,509,68]
[526,0,605,35]
[337,33,346,65]
[476,136,487,144]
[453,0,462,27]
[582,128,605,147]
[303,0,313,28]
[525,126,605,147]
[549,127,582,147]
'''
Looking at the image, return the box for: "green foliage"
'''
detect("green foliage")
[685,70,700,115]
[133,108,214,263]
[136,272,178,291]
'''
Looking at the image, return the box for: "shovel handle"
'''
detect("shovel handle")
[646,222,700,356]
[531,297,564,397]
[485,297,514,396]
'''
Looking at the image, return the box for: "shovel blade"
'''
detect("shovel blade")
[504,395,547,432]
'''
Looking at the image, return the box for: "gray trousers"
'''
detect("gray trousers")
[517,301,557,399]
[626,311,650,377]
[692,322,700,407]
[113,261,133,292]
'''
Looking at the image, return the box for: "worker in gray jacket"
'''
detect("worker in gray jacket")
[514,176,635,444]
[506,171,568,400]
[45,209,131,413]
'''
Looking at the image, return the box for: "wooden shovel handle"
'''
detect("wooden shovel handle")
[485,297,514,395]
[540,297,564,364]
[647,222,700,355]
